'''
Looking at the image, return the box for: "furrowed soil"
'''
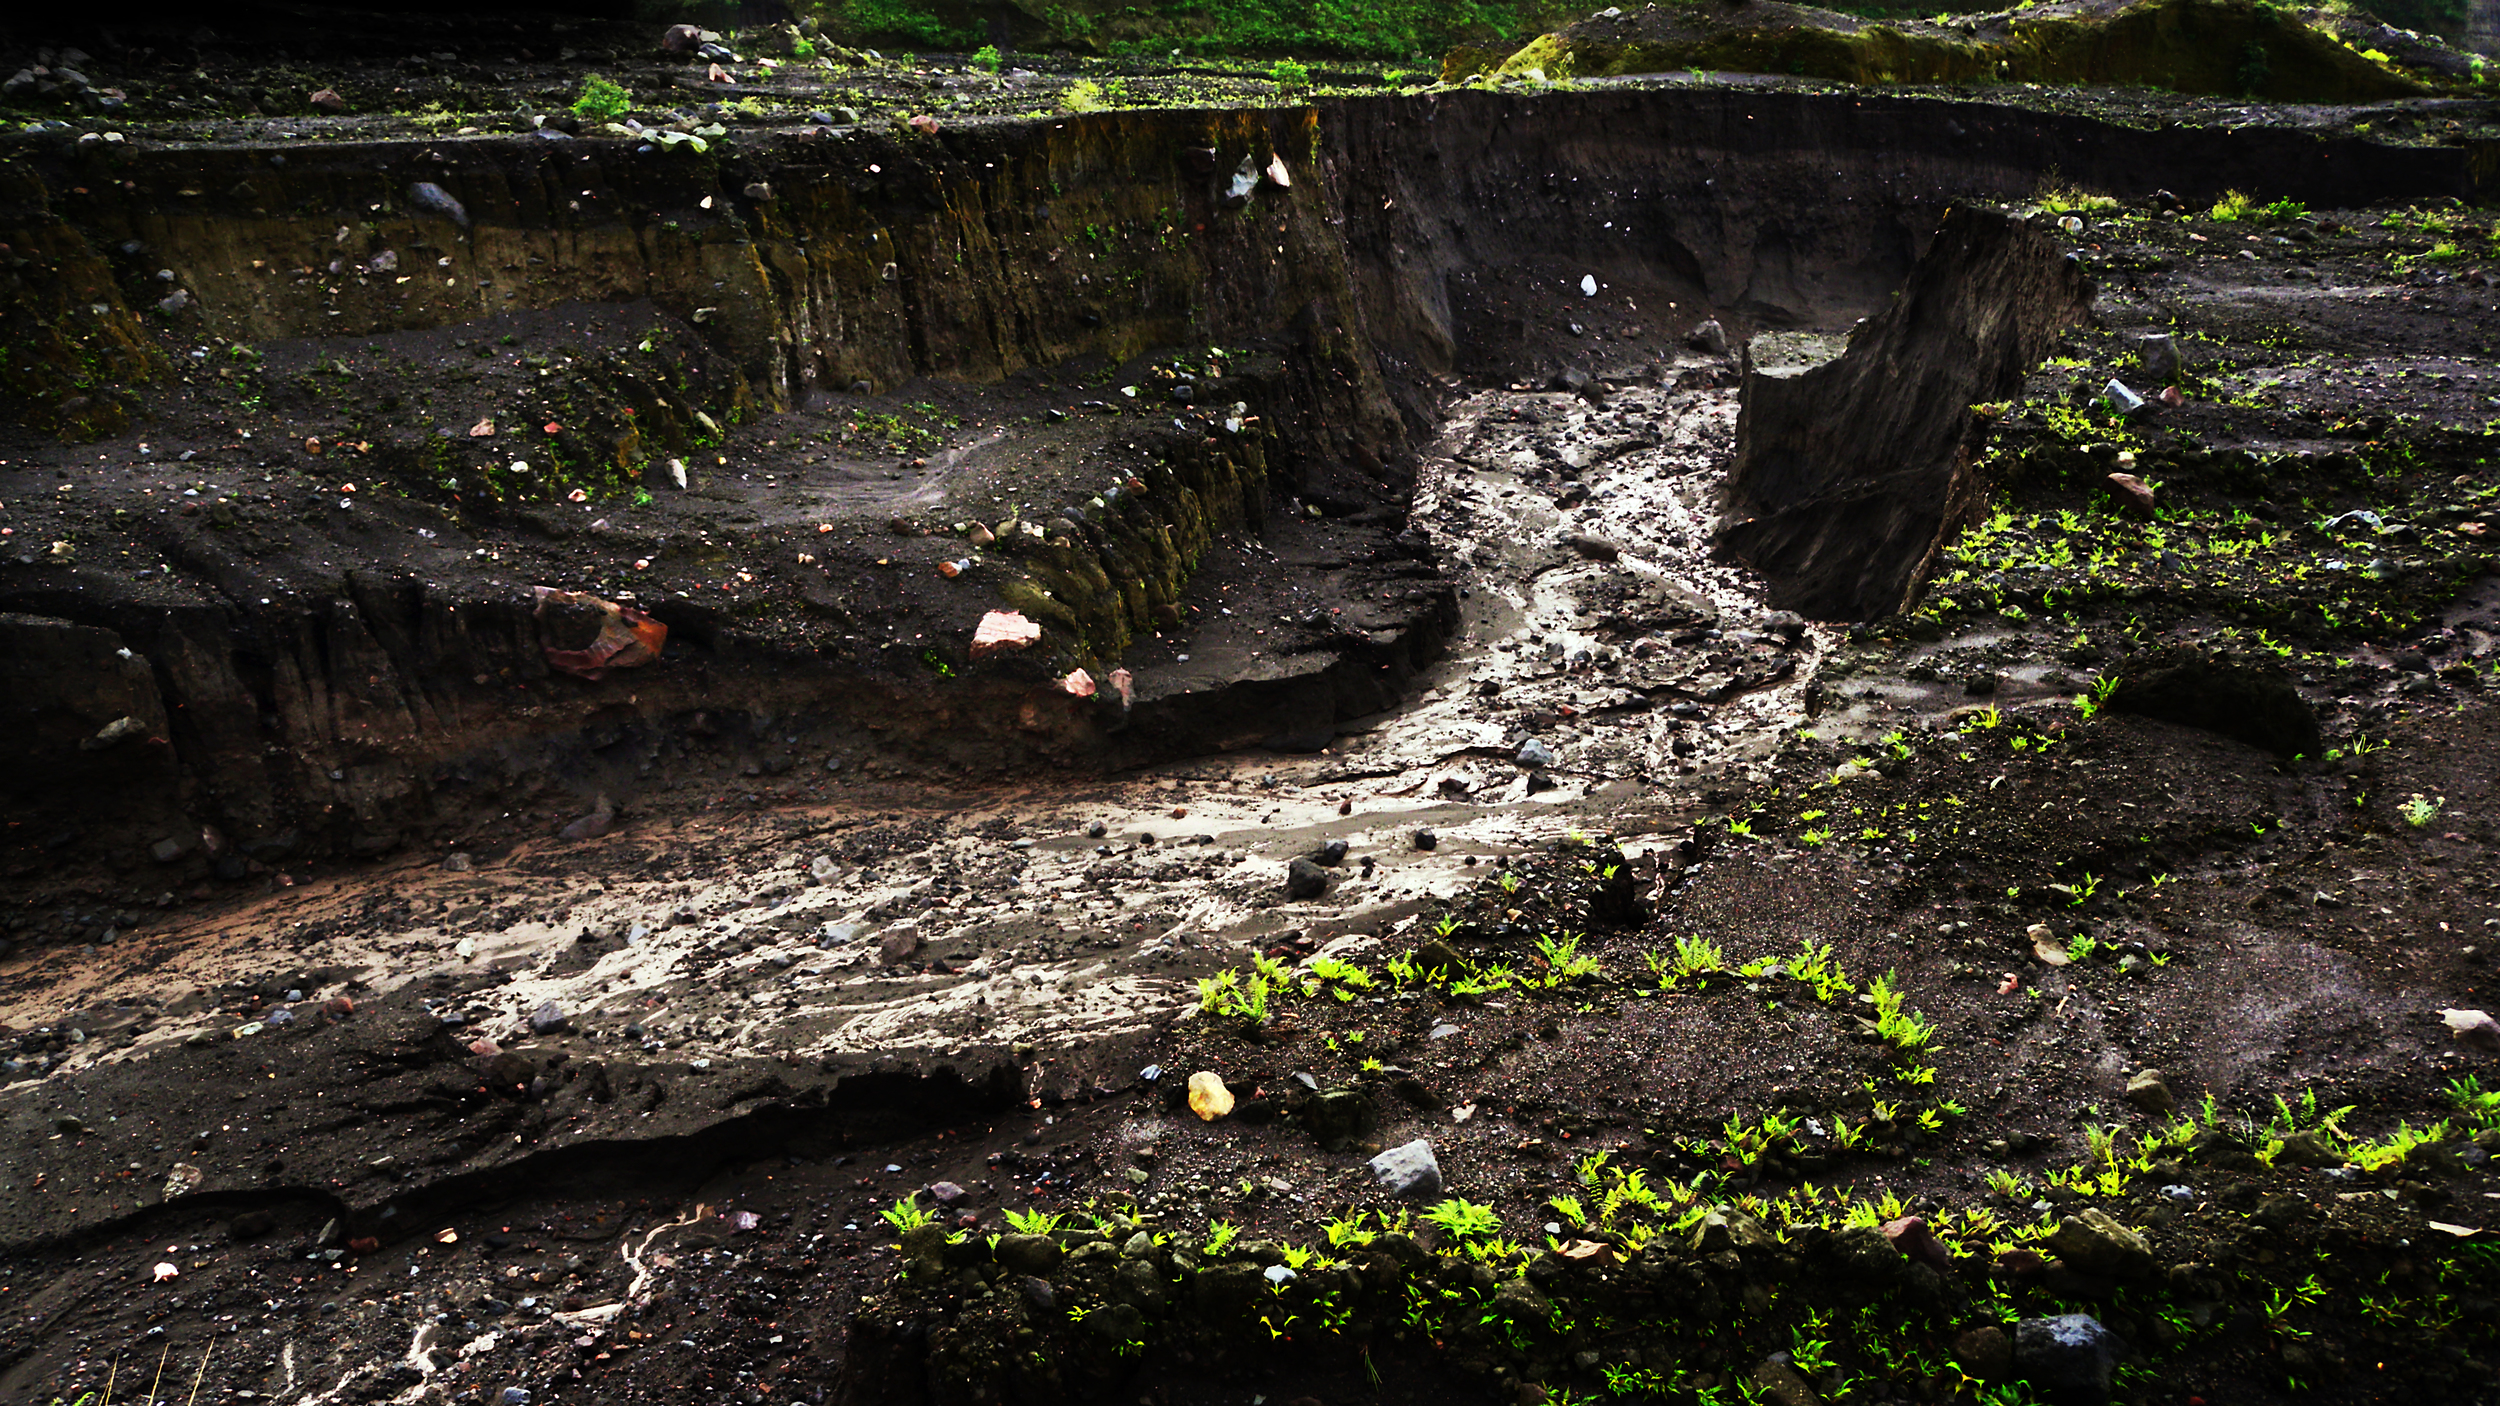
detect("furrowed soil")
[1,12,2499,1406]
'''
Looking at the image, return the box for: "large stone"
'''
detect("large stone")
[1367,1139,1443,1197]
[1300,1089,1375,1151]
[969,610,1041,658]
[2123,1068,2175,1115]
[1192,1261,1265,1315]
[1186,1071,1234,1121]
[994,1233,1062,1274]
[2045,1209,2155,1281]
[2442,1007,2500,1052]
[1881,1214,1954,1271]
[2136,331,2182,384]
[2013,1313,2124,1406]
[2275,1128,2342,1166]
[1693,1209,1774,1254]
[1827,1223,1904,1284]
[1285,858,1329,900]
[1955,1324,2013,1380]
[1746,1358,1819,1406]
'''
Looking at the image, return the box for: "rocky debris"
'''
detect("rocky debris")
[1687,319,1729,356]
[308,87,345,112]
[878,927,922,965]
[2123,1069,2175,1115]
[2103,378,2146,416]
[1187,1071,1234,1120]
[1314,839,1350,868]
[526,1001,569,1036]
[558,796,615,841]
[2105,645,2319,757]
[2275,1129,2341,1166]
[1516,738,1557,769]
[661,23,711,51]
[2027,923,2068,965]
[2013,1313,2124,1406]
[1413,828,1437,851]
[1284,858,1329,900]
[442,852,474,872]
[162,1163,202,1199]
[2441,1008,2500,1051]
[1366,1139,1442,1197]
[970,610,1041,658]
[2045,1209,2155,1281]
[1565,532,1623,562]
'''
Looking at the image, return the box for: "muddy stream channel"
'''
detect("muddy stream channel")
[7,374,1818,1085]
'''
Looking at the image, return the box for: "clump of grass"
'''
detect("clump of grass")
[1270,58,1311,87]
[972,43,1002,72]
[572,73,631,122]
[2209,190,2307,223]
[2036,181,2120,216]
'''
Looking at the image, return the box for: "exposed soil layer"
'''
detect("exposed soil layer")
[1,22,2499,1406]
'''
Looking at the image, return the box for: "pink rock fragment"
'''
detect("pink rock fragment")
[1060,668,1096,697]
[1108,667,1134,709]
[2106,472,2157,516]
[971,610,1041,658]
[1882,1215,1955,1271]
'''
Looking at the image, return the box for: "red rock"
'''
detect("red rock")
[970,610,1041,658]
[1882,1214,1955,1271]
[2106,472,2157,516]
[309,88,346,113]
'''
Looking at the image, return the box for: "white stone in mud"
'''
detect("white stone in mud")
[1367,1139,1442,1197]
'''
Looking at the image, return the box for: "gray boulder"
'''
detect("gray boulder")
[2014,1313,2124,1406]
[1366,1138,1443,1197]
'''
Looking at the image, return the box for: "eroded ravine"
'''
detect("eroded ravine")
[3,72,2499,1406]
